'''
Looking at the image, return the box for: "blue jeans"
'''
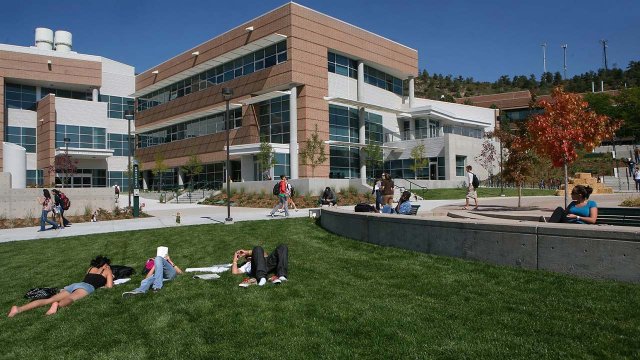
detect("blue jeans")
[40,210,57,231]
[133,256,177,292]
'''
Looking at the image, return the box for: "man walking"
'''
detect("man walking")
[463,165,479,210]
[269,175,289,218]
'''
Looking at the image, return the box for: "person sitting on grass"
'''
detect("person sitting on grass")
[547,185,598,224]
[122,253,182,298]
[232,245,288,287]
[8,255,113,317]
[395,191,413,215]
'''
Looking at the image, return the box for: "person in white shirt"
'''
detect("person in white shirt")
[463,165,478,210]
[232,245,288,287]
[634,167,640,192]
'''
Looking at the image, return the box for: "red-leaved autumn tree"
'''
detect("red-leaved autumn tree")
[527,87,621,207]
[491,125,536,207]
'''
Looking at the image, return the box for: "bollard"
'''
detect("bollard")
[176,212,181,225]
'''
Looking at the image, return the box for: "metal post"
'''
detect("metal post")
[222,88,233,223]
[125,110,134,208]
[63,138,70,188]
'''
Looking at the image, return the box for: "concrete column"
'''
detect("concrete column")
[289,85,299,179]
[359,107,366,182]
[357,61,364,102]
[92,88,99,102]
[409,119,416,140]
[240,154,254,181]
[36,86,42,100]
[408,76,415,108]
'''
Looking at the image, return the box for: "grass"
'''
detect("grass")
[620,196,640,207]
[414,187,557,200]
[1,219,639,359]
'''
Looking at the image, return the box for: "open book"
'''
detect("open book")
[156,246,169,258]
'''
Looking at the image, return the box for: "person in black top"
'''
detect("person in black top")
[51,189,70,228]
[8,255,113,317]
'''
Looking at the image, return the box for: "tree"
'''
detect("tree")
[409,143,429,180]
[527,87,621,207]
[180,153,203,189]
[152,153,169,191]
[43,153,78,188]
[474,138,497,185]
[492,126,536,207]
[256,136,276,180]
[300,124,327,177]
[363,136,383,179]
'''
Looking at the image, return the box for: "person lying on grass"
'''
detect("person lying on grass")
[232,244,288,287]
[8,255,113,317]
[122,253,182,298]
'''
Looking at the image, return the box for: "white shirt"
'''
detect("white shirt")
[239,262,251,274]
[635,170,640,180]
[467,172,474,187]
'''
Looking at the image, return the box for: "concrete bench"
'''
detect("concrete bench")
[598,207,640,227]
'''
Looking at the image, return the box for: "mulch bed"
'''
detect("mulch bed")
[0,208,150,230]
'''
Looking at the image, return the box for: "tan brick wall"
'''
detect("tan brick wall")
[0,76,4,172]
[0,50,101,88]
[134,3,419,178]
[36,95,56,186]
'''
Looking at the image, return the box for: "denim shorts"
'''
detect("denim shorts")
[63,282,95,295]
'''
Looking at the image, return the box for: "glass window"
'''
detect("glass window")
[137,41,287,112]
[456,156,466,177]
[327,52,357,79]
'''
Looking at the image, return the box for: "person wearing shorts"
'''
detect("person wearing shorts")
[8,255,113,317]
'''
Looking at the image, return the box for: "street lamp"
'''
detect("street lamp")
[222,87,233,223]
[124,110,134,208]
[63,137,71,188]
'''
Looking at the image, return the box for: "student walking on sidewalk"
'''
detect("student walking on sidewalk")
[269,175,289,217]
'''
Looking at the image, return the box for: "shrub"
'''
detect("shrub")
[620,197,640,207]
[84,205,93,218]
[347,186,359,196]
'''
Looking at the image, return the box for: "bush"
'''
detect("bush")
[620,197,640,207]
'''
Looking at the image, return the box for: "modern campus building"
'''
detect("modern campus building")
[133,2,496,189]
[0,28,135,189]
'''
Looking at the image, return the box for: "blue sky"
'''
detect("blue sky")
[1,0,638,82]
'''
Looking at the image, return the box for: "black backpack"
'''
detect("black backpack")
[472,174,480,189]
[354,203,376,212]
[110,265,136,280]
[272,182,280,196]
[25,287,59,301]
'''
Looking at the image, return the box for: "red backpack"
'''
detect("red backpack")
[59,192,71,210]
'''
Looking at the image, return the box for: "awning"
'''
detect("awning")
[323,96,410,116]
[135,103,242,133]
[55,147,114,159]
[133,33,288,97]
[239,90,291,105]
[325,140,400,151]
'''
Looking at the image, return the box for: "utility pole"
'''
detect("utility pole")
[561,44,568,80]
[600,39,608,70]
[541,43,547,74]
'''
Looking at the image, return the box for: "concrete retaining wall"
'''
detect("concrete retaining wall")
[320,208,640,283]
[0,173,116,219]
[231,178,369,196]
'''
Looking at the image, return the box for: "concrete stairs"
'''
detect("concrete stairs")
[171,190,218,204]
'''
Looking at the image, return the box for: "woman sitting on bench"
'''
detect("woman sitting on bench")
[548,185,598,224]
[395,191,413,215]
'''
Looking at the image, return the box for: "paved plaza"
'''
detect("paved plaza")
[0,192,636,243]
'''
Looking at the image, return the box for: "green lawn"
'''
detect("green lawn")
[414,187,557,200]
[1,219,638,359]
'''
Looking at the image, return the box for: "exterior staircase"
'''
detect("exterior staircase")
[171,189,219,203]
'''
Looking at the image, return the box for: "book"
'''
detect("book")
[156,246,169,258]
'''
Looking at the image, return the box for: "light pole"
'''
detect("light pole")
[63,137,71,188]
[124,110,134,208]
[222,88,233,223]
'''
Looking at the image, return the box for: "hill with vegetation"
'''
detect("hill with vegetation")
[414,61,640,102]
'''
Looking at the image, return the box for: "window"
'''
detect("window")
[100,95,135,119]
[108,133,133,156]
[5,83,36,110]
[456,156,466,177]
[137,41,287,111]
[329,146,360,179]
[5,126,36,153]
[258,96,290,144]
[41,87,91,101]
[27,170,43,187]
[383,157,444,180]
[364,65,403,96]
[274,153,290,178]
[138,108,242,149]
[56,125,106,149]
[328,52,358,79]
[443,125,483,139]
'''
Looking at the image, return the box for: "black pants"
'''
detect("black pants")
[250,244,288,279]
[549,207,566,223]
[60,208,70,226]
